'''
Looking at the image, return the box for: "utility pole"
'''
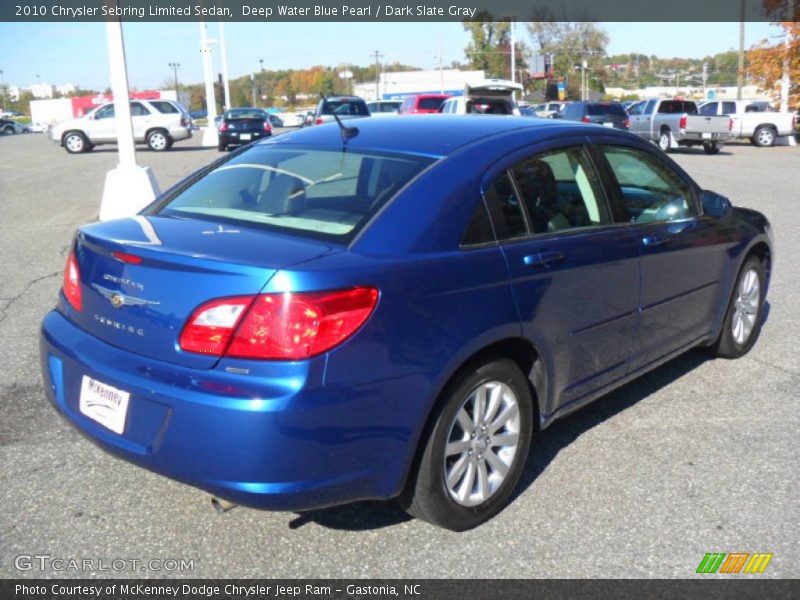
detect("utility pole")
[199,21,218,147]
[168,62,180,92]
[510,21,516,102]
[437,36,444,95]
[702,62,708,100]
[779,0,794,113]
[0,69,5,109]
[251,73,256,106]
[737,0,745,101]
[372,50,383,101]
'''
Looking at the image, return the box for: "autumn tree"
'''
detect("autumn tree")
[748,21,799,108]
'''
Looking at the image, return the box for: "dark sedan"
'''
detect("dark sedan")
[557,101,631,130]
[217,108,272,151]
[41,116,771,531]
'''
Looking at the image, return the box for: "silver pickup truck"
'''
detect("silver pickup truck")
[628,98,732,154]
[699,100,796,147]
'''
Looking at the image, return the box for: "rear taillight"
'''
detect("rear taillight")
[623,118,631,129]
[180,117,189,127]
[112,250,142,264]
[729,118,734,131]
[581,116,591,123]
[62,251,82,312]
[679,115,687,130]
[315,118,324,125]
[180,287,379,360]
[263,121,271,132]
[218,122,228,132]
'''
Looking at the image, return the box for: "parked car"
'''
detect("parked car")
[50,99,192,154]
[0,118,31,134]
[532,101,565,118]
[302,110,315,127]
[41,116,771,531]
[518,105,536,117]
[627,98,732,154]
[399,94,451,114]
[190,109,207,120]
[698,100,796,147]
[366,100,402,116]
[28,121,49,133]
[1,109,24,118]
[555,101,631,131]
[267,113,284,128]
[282,112,308,128]
[312,96,370,126]
[217,107,272,151]
[439,81,523,116]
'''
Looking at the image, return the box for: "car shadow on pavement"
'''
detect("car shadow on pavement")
[82,145,212,154]
[290,348,715,532]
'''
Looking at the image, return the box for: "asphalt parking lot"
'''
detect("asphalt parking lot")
[0,131,797,579]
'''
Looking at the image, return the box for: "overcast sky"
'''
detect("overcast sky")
[0,21,780,90]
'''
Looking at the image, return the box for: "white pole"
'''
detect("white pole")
[200,21,219,147]
[98,13,159,222]
[779,0,793,113]
[438,36,444,95]
[218,22,232,111]
[510,21,516,103]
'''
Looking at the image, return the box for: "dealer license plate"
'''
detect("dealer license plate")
[79,376,130,434]
[240,133,252,140]
[702,132,712,139]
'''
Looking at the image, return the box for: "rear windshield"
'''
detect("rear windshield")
[466,100,512,115]
[418,97,446,110]
[658,100,698,114]
[322,101,369,116]
[155,145,435,242]
[226,108,266,120]
[587,103,626,116]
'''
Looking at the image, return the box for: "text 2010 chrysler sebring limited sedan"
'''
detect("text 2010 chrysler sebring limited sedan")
[41,116,772,530]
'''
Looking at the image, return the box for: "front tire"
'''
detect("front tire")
[400,358,533,531]
[63,131,88,154]
[2,125,15,135]
[712,256,766,358]
[753,126,776,147]
[146,129,170,152]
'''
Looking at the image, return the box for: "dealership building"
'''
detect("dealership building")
[354,69,488,101]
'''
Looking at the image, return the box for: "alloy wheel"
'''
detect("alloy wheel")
[65,134,84,152]
[756,129,774,147]
[149,132,167,150]
[443,381,521,507]
[732,268,760,346]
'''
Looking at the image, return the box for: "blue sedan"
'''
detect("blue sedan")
[40,116,772,530]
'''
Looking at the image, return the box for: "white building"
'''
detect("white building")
[605,85,773,102]
[56,83,78,96]
[354,69,487,101]
[28,82,55,99]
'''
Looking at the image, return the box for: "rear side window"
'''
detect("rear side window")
[511,146,610,234]
[481,173,527,241]
[588,103,626,116]
[156,146,434,242]
[601,145,696,223]
[150,101,180,114]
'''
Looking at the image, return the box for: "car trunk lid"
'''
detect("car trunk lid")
[67,215,334,369]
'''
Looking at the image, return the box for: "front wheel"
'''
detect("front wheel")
[63,132,87,154]
[712,256,766,358]
[2,125,15,135]
[703,142,721,155]
[146,129,170,152]
[400,358,533,531]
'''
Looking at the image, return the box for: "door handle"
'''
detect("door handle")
[642,234,671,247]
[523,250,565,267]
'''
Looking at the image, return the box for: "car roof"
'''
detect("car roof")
[259,114,609,157]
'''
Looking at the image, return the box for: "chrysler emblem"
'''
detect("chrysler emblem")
[110,293,124,308]
[91,284,160,309]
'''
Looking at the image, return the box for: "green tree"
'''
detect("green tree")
[464,15,512,78]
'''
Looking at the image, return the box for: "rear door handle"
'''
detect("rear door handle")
[642,234,671,247]
[523,250,565,267]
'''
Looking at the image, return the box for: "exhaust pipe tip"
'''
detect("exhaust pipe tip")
[211,497,237,513]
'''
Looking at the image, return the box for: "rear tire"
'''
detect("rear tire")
[217,143,227,152]
[703,142,721,155]
[400,358,533,531]
[146,129,170,152]
[753,126,776,147]
[658,129,672,152]
[711,256,766,358]
[63,131,88,154]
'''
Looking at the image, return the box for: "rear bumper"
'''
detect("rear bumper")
[40,310,423,510]
[218,130,270,146]
[167,127,192,142]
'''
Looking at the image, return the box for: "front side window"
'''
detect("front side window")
[156,146,434,242]
[93,105,114,119]
[601,145,696,223]
[511,146,610,234]
[643,100,657,115]
[721,101,737,114]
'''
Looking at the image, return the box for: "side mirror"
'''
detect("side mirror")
[701,190,732,218]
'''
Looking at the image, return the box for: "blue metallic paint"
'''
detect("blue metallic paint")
[40,116,772,511]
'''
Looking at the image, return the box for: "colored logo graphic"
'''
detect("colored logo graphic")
[696,552,773,574]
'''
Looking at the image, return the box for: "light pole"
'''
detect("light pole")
[168,62,180,91]
[0,69,5,109]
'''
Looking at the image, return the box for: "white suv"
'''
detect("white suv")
[51,99,192,154]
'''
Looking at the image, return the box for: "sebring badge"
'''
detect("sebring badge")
[91,284,160,309]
